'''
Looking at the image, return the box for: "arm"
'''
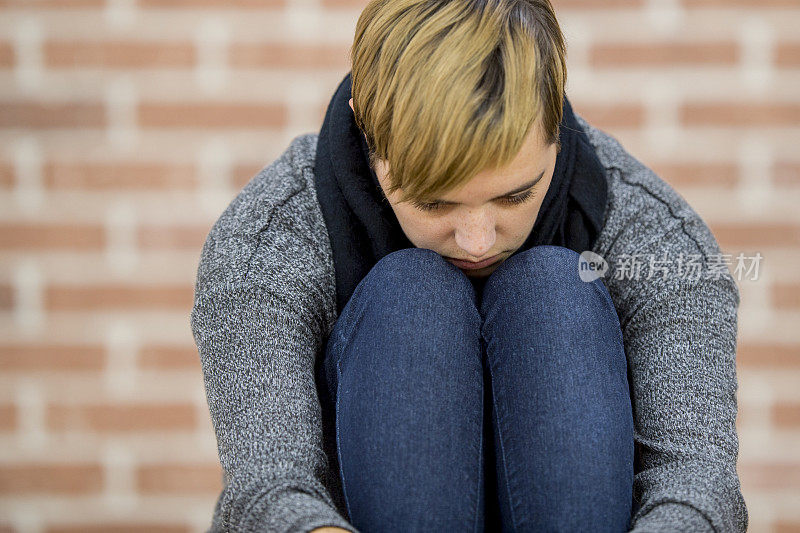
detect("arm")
[191,283,357,532]
[572,106,748,531]
[190,156,358,532]
[623,273,749,532]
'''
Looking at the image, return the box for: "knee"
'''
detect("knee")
[490,245,581,284]
[368,248,472,294]
[480,245,624,369]
[359,247,477,306]
[481,245,615,317]
[332,248,483,368]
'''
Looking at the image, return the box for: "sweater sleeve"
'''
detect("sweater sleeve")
[189,154,359,531]
[191,283,357,533]
[623,272,749,532]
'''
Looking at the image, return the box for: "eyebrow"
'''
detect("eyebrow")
[432,170,546,205]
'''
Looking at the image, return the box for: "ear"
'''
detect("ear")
[348,98,354,113]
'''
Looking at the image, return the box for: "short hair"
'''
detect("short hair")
[349,0,567,205]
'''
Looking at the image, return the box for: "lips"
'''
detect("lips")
[447,254,502,270]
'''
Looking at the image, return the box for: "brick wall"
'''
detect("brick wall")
[0,0,797,531]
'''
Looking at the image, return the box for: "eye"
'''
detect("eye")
[501,189,536,206]
[412,200,443,212]
[412,189,536,212]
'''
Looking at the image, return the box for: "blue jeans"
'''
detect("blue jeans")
[320,245,636,532]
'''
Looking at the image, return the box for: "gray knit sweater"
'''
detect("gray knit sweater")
[190,113,748,533]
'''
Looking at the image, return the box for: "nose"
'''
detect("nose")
[454,210,496,259]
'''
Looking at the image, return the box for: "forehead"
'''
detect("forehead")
[431,127,553,201]
[372,121,554,201]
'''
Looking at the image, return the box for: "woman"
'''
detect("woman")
[190,0,749,531]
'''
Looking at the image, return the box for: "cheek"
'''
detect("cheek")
[408,217,449,241]
[393,206,448,244]
[503,203,541,241]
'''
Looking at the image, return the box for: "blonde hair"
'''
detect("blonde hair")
[349,0,567,204]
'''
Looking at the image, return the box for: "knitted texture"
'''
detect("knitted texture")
[190,113,748,533]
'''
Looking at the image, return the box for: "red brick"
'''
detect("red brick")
[138,103,287,129]
[138,0,284,7]
[680,103,800,127]
[773,402,800,429]
[0,464,103,494]
[711,222,800,249]
[0,284,11,311]
[739,461,800,490]
[323,0,646,11]
[230,43,351,69]
[44,161,196,190]
[0,344,105,372]
[650,162,738,188]
[591,42,738,68]
[137,464,222,493]
[772,283,800,310]
[775,522,800,533]
[0,224,105,250]
[137,225,209,250]
[0,103,105,129]
[0,405,16,432]
[0,163,13,188]
[552,0,644,6]
[47,403,196,432]
[0,0,103,7]
[231,163,266,190]
[570,103,645,129]
[320,0,373,7]
[776,43,800,68]
[737,342,800,369]
[45,41,195,69]
[46,284,193,311]
[139,345,200,370]
[773,161,800,187]
[0,41,14,68]
[683,0,799,6]
[47,524,190,533]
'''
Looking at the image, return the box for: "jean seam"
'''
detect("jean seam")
[591,278,615,310]
[590,279,625,349]
[485,353,518,531]
[474,373,484,533]
[335,357,352,520]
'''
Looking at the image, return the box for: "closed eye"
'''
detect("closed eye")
[412,188,536,212]
[501,189,535,206]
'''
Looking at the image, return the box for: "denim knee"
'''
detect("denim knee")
[330,247,480,359]
[486,245,582,285]
[353,247,478,308]
[482,245,615,314]
[479,245,623,364]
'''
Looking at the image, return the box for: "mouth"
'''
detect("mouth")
[446,254,503,270]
